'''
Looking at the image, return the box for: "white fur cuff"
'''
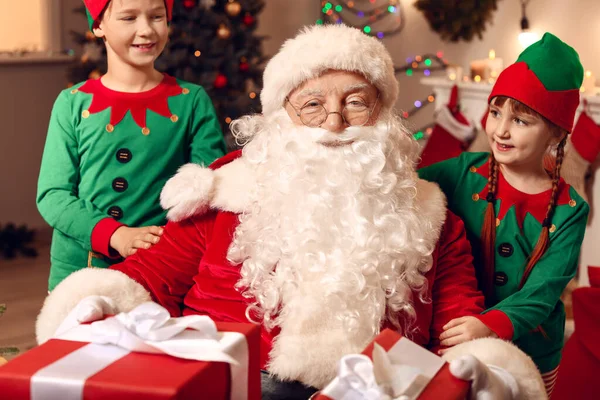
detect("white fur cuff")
[442,338,547,399]
[161,163,215,222]
[36,268,151,344]
[161,158,256,220]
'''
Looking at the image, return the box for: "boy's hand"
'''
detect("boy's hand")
[110,226,163,258]
[438,316,497,354]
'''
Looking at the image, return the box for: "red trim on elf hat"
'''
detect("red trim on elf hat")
[489,62,580,132]
[83,0,174,22]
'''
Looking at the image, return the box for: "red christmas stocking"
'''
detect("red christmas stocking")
[561,109,600,202]
[418,85,475,168]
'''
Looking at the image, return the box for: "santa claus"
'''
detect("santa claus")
[36,25,545,399]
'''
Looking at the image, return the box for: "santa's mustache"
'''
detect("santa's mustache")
[298,125,371,147]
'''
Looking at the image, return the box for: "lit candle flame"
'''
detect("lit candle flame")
[489,49,496,60]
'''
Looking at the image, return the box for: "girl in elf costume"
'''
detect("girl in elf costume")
[37,0,226,291]
[419,33,588,396]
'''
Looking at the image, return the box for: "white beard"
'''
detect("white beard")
[227,110,443,388]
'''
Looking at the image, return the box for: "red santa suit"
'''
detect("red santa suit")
[106,151,486,370]
[36,151,547,394]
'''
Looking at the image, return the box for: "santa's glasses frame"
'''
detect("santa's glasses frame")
[284,93,380,128]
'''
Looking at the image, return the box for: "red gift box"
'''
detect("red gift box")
[0,322,260,400]
[315,329,469,400]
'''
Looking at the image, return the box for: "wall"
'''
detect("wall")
[0,1,44,52]
[254,0,600,131]
[2,0,600,233]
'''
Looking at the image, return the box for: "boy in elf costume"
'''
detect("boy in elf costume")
[37,0,226,291]
[419,33,588,396]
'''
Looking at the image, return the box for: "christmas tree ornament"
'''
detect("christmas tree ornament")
[214,74,228,89]
[85,31,96,41]
[88,70,101,80]
[225,0,242,17]
[243,13,255,26]
[200,0,216,9]
[217,24,231,39]
[183,0,196,9]
[239,62,249,72]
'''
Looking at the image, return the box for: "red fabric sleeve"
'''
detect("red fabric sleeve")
[429,211,486,353]
[91,218,125,258]
[110,212,216,317]
[476,310,514,340]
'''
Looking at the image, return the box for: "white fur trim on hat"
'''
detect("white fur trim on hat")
[261,24,399,116]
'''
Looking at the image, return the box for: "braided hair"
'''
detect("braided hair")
[480,96,568,304]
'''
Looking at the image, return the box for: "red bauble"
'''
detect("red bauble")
[214,74,228,88]
[243,14,255,26]
[239,62,249,72]
[183,0,196,9]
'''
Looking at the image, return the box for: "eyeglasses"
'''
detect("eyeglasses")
[285,94,380,128]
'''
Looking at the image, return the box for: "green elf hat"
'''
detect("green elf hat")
[83,0,174,31]
[489,32,584,132]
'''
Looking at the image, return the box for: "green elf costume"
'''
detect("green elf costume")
[37,0,226,291]
[419,33,589,378]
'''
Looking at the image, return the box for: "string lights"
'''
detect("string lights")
[317,1,405,38]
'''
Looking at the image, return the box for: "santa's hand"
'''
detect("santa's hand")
[53,295,118,338]
[449,354,520,400]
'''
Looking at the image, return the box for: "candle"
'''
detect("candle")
[581,70,596,93]
[470,50,504,82]
[446,64,463,81]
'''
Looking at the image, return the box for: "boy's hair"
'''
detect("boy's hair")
[480,96,567,304]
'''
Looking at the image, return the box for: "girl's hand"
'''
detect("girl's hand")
[109,226,164,258]
[438,316,498,355]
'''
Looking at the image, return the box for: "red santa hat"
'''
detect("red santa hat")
[83,0,174,30]
[260,24,399,116]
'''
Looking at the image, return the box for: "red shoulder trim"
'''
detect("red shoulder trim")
[209,150,242,170]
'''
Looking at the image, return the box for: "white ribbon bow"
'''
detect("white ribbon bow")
[56,302,238,364]
[33,302,249,400]
[320,340,445,400]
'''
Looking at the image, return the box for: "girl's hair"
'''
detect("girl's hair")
[480,96,567,304]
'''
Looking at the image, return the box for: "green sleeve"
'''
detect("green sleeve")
[417,155,463,200]
[188,87,226,166]
[486,200,589,340]
[36,90,108,248]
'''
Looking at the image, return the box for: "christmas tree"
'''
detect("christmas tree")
[68,0,266,150]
